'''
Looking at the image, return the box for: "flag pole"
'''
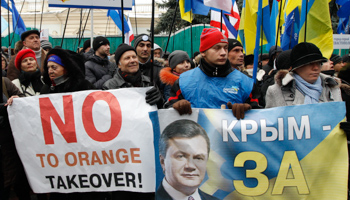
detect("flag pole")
[10,0,26,48]
[77,9,91,48]
[90,9,93,49]
[275,0,283,47]
[260,2,263,69]
[150,0,155,83]
[304,0,308,42]
[60,8,70,47]
[7,0,11,56]
[73,9,83,51]
[220,10,223,32]
[134,2,138,35]
[190,11,193,57]
[40,0,45,31]
[121,0,125,43]
[34,0,37,29]
[164,3,178,53]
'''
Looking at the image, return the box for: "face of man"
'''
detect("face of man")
[160,135,208,196]
[321,60,334,71]
[228,46,244,67]
[23,34,41,51]
[136,41,151,63]
[334,62,344,72]
[96,44,110,58]
[294,61,321,84]
[154,49,162,58]
[201,43,228,66]
[118,50,139,75]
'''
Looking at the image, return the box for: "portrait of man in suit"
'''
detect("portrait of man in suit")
[156,119,219,200]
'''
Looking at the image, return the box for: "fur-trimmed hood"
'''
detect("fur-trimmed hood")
[274,70,339,88]
[159,67,179,86]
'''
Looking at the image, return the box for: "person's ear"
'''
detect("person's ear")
[160,155,165,173]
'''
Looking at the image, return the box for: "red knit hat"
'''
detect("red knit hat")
[199,28,228,52]
[15,49,37,71]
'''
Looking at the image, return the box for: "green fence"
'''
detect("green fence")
[2,25,349,57]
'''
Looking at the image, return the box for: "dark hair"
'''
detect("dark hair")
[159,119,210,157]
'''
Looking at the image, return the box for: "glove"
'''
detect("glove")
[146,86,162,105]
[227,102,251,120]
[340,122,350,139]
[173,100,192,115]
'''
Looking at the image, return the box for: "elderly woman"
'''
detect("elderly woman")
[159,50,191,100]
[265,42,342,108]
[12,49,43,96]
[41,48,94,94]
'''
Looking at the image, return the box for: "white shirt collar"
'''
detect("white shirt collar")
[162,178,202,200]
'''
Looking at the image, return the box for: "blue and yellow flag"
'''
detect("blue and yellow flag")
[281,0,301,50]
[299,0,333,59]
[178,0,193,23]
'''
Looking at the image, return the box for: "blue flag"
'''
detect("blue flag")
[10,0,26,36]
[337,17,349,34]
[107,9,130,33]
[281,7,300,50]
[337,1,350,18]
[184,0,210,16]
[1,0,12,11]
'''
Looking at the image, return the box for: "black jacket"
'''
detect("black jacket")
[85,54,116,89]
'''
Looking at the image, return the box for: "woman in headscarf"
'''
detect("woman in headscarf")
[41,48,94,94]
[12,49,43,96]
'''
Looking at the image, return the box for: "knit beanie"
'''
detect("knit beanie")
[83,39,91,52]
[114,43,137,64]
[342,54,350,63]
[199,28,228,52]
[21,30,40,41]
[330,54,342,65]
[15,49,37,71]
[133,34,152,48]
[93,36,110,51]
[228,39,243,52]
[168,50,190,69]
[41,40,52,50]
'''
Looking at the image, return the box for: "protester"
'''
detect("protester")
[159,50,191,100]
[320,59,335,76]
[330,54,344,76]
[262,45,283,78]
[41,40,52,53]
[227,39,244,71]
[85,36,116,89]
[7,30,47,80]
[133,34,163,87]
[265,42,342,108]
[154,43,163,58]
[2,53,8,77]
[165,28,259,119]
[103,43,163,109]
[82,39,94,61]
[102,44,159,200]
[12,49,43,96]
[162,51,170,68]
[14,41,24,55]
[41,48,94,94]
[1,77,29,200]
[244,54,254,76]
[259,53,269,68]
[156,119,219,200]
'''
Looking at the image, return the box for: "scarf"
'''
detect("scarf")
[118,69,142,87]
[293,73,323,104]
[199,58,232,77]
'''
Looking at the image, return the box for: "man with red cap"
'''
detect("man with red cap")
[164,28,257,119]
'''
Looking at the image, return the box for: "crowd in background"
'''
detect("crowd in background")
[1,27,350,200]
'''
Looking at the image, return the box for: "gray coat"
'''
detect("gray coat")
[265,70,342,108]
[102,70,151,90]
[85,54,116,89]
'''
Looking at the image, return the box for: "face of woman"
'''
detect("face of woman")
[294,61,321,84]
[2,57,6,70]
[21,57,38,72]
[174,60,191,74]
[47,61,66,80]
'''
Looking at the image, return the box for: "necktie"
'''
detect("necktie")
[188,196,195,200]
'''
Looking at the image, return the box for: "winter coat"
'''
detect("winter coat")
[265,70,342,108]
[102,70,151,90]
[6,48,47,81]
[40,48,94,94]
[159,67,179,101]
[340,82,350,120]
[85,54,116,89]
[12,70,43,97]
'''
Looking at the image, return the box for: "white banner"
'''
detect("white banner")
[48,0,133,10]
[8,88,156,193]
[333,34,350,49]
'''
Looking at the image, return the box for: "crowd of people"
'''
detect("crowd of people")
[1,27,350,199]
